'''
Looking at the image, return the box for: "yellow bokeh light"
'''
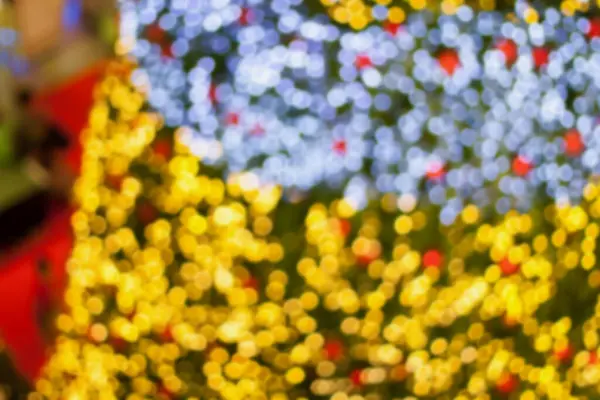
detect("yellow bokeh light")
[34,60,600,400]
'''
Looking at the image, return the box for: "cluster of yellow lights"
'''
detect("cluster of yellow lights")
[30,61,600,400]
[321,0,498,29]
[320,0,592,29]
[559,0,592,16]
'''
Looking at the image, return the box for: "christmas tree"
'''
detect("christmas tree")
[29,1,600,399]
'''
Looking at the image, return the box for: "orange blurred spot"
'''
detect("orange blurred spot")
[500,258,519,276]
[154,139,173,160]
[496,372,518,394]
[532,47,549,69]
[512,156,533,177]
[333,139,347,155]
[496,39,518,66]
[438,49,460,76]
[355,54,373,70]
[423,249,443,268]
[587,18,600,39]
[323,339,344,361]
[226,112,240,126]
[384,21,401,36]
[564,129,585,157]
[349,369,363,386]
[426,161,446,182]
[555,343,574,363]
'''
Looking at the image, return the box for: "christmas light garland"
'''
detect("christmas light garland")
[32,60,600,400]
[321,0,497,30]
[118,0,600,219]
[319,0,593,29]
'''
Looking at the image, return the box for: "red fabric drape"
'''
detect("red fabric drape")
[31,61,107,174]
[0,258,46,382]
[0,62,105,381]
[0,209,72,381]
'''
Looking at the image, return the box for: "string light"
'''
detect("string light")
[33,61,600,399]
[118,0,600,217]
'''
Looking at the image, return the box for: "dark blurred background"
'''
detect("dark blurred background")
[0,1,116,398]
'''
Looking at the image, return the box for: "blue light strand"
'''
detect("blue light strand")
[118,0,600,220]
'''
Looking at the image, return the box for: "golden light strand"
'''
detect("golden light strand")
[31,62,600,400]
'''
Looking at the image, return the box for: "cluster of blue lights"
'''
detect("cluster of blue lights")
[118,0,600,221]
